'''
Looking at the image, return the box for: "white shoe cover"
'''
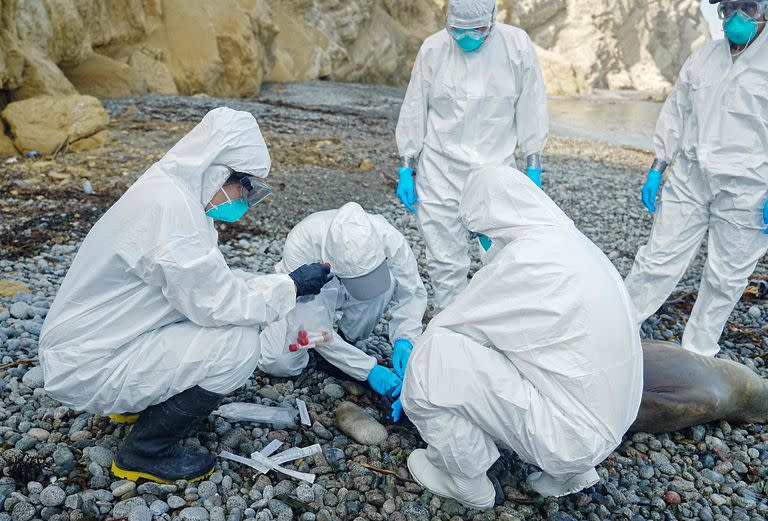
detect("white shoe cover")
[407,449,495,510]
[526,468,600,497]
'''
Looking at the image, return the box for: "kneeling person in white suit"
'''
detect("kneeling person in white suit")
[401,166,643,509]
[39,108,332,484]
[259,203,428,419]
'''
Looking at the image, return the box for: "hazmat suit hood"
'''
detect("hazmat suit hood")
[447,0,496,28]
[459,166,572,261]
[155,107,271,207]
[324,202,386,278]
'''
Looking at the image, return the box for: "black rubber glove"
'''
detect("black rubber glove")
[289,263,333,297]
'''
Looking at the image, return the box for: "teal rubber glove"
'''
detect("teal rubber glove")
[367,365,402,399]
[642,169,663,213]
[526,166,542,188]
[396,167,418,213]
[390,398,403,422]
[392,338,413,379]
[763,198,768,234]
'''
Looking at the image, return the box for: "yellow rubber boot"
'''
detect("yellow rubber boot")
[108,413,140,425]
[112,386,222,483]
[111,460,214,484]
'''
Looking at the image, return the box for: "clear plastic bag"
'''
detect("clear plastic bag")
[214,402,297,426]
[284,286,338,353]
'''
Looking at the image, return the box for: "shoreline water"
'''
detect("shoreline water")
[549,95,662,151]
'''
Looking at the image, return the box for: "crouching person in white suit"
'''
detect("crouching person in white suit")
[259,203,428,420]
[39,108,332,484]
[400,166,643,508]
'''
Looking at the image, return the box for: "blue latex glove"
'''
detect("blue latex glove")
[392,338,413,379]
[288,263,333,297]
[396,167,418,213]
[526,166,542,188]
[763,198,768,235]
[367,365,402,399]
[390,398,403,422]
[641,169,663,213]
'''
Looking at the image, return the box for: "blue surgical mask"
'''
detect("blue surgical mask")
[478,234,492,251]
[453,29,487,52]
[205,188,249,222]
[206,199,249,222]
[725,12,761,45]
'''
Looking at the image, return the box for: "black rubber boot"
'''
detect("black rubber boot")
[111,386,223,483]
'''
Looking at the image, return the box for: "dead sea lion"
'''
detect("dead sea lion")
[631,340,768,433]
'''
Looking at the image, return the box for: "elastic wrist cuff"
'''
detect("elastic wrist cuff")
[400,156,418,169]
[526,153,542,170]
[651,159,668,174]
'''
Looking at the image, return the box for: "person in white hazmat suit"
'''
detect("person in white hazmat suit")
[395,0,549,313]
[259,202,428,420]
[38,108,332,484]
[625,0,768,357]
[400,166,643,508]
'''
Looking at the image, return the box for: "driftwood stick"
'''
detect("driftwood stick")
[359,462,414,483]
[0,358,37,370]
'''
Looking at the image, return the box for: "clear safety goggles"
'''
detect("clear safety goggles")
[225,172,272,208]
[717,1,767,20]
[240,175,272,207]
[447,25,492,40]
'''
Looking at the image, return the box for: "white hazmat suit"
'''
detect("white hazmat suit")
[625,30,768,357]
[259,203,427,381]
[396,0,549,312]
[39,108,296,415]
[401,165,643,502]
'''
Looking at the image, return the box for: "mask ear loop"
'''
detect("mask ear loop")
[209,185,234,211]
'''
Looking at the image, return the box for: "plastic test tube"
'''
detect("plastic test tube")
[297,330,331,346]
[289,342,321,352]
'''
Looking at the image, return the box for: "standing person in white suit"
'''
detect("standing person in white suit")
[39,108,332,484]
[400,166,643,509]
[259,203,428,419]
[625,0,768,357]
[395,0,549,312]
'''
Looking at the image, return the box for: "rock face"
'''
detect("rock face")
[536,47,590,96]
[497,0,710,95]
[0,133,16,157]
[0,0,708,105]
[0,0,278,101]
[265,0,444,85]
[1,95,110,155]
[0,0,441,103]
[60,54,148,99]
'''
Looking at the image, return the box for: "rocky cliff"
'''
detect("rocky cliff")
[497,0,710,94]
[264,0,444,85]
[0,0,442,107]
[0,0,708,107]
[0,0,279,103]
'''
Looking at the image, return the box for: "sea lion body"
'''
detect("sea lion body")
[632,341,768,433]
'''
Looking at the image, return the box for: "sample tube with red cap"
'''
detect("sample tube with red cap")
[289,329,332,352]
